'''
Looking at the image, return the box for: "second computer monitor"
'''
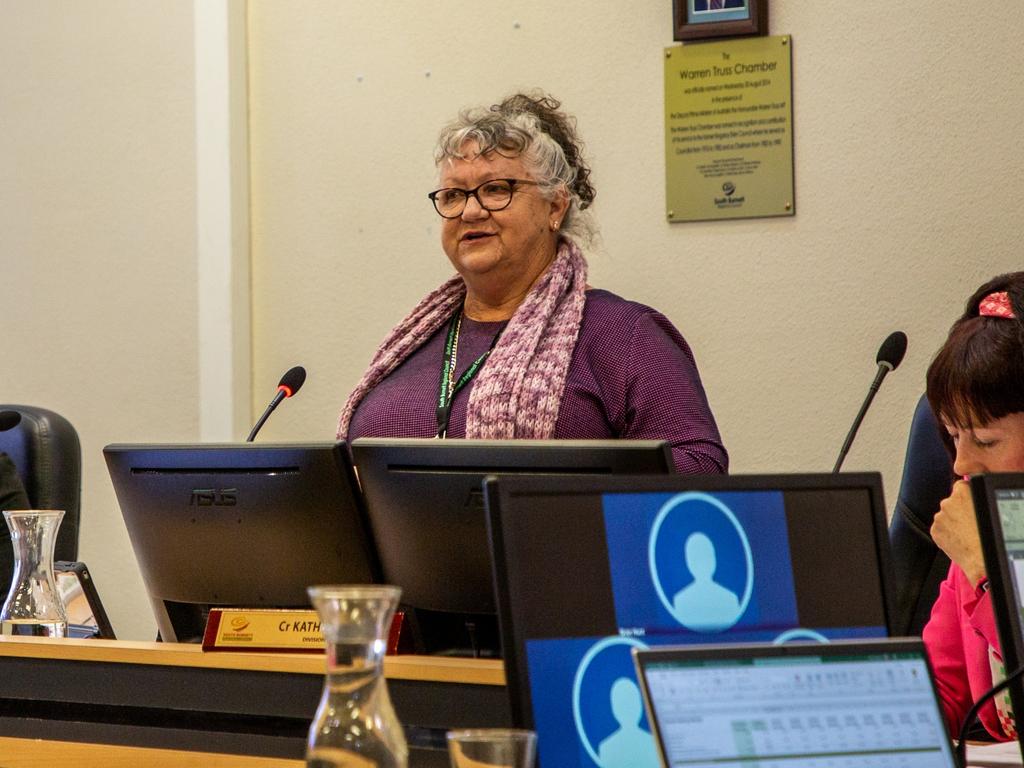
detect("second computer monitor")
[350,438,673,655]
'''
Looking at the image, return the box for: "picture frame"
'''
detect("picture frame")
[673,0,767,42]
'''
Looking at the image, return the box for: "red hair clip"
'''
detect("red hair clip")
[979,291,1016,319]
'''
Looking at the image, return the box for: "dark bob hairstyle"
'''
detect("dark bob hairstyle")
[926,271,1024,429]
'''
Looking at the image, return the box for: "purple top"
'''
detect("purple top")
[348,289,727,474]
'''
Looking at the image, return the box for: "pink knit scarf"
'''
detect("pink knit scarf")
[337,240,588,440]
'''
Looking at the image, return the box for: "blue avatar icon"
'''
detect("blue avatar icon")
[572,636,659,768]
[596,678,659,767]
[647,493,753,633]
[672,532,741,631]
[773,627,830,644]
[605,490,798,636]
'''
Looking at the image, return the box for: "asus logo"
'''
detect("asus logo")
[189,488,238,507]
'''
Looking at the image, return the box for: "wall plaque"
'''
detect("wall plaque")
[665,35,794,222]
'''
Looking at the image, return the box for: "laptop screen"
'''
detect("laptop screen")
[973,473,1024,757]
[993,488,1024,609]
[486,474,895,768]
[635,641,956,768]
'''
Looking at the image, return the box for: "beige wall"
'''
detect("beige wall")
[249,3,1022,484]
[1,2,198,640]
[3,1,1022,639]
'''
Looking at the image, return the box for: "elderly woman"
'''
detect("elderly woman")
[337,93,726,474]
[922,271,1024,741]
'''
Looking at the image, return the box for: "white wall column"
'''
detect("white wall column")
[195,0,251,441]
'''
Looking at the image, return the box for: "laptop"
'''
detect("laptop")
[633,638,957,768]
[484,473,896,768]
[972,471,1024,759]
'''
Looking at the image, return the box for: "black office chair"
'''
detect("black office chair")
[0,405,81,562]
[888,394,956,636]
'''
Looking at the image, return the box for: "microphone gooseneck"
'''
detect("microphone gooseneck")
[833,332,907,473]
[246,366,307,442]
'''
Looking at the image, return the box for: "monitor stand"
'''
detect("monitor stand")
[154,600,209,643]
[404,608,501,659]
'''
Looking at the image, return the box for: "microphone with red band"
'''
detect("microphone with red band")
[833,331,908,472]
[246,366,307,442]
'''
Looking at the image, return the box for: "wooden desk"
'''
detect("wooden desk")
[0,736,304,767]
[0,636,508,767]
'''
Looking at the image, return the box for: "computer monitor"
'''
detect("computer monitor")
[484,473,896,768]
[633,638,957,768]
[350,438,673,655]
[105,442,379,642]
[972,471,1024,758]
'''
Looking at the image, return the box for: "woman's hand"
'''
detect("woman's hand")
[931,479,987,586]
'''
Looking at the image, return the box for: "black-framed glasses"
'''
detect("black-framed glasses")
[427,178,538,219]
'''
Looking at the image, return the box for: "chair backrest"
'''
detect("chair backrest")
[0,405,81,561]
[888,394,955,635]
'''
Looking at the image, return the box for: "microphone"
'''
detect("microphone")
[0,411,22,432]
[246,366,306,442]
[832,331,908,473]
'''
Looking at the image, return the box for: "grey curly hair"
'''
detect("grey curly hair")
[435,92,598,248]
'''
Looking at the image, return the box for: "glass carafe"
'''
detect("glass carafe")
[0,510,68,637]
[306,585,407,768]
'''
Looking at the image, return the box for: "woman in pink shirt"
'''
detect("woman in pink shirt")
[923,271,1024,740]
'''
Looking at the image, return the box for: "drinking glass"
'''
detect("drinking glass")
[447,729,536,768]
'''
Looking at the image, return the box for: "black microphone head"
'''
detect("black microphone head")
[0,410,21,432]
[876,331,908,371]
[277,366,307,398]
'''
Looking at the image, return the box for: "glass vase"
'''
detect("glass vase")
[0,510,68,638]
[306,584,407,768]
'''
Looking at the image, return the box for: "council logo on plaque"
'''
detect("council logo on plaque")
[715,180,745,209]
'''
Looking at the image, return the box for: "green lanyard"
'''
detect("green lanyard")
[436,310,501,438]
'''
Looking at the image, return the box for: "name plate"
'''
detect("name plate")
[202,608,408,653]
[203,608,324,652]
